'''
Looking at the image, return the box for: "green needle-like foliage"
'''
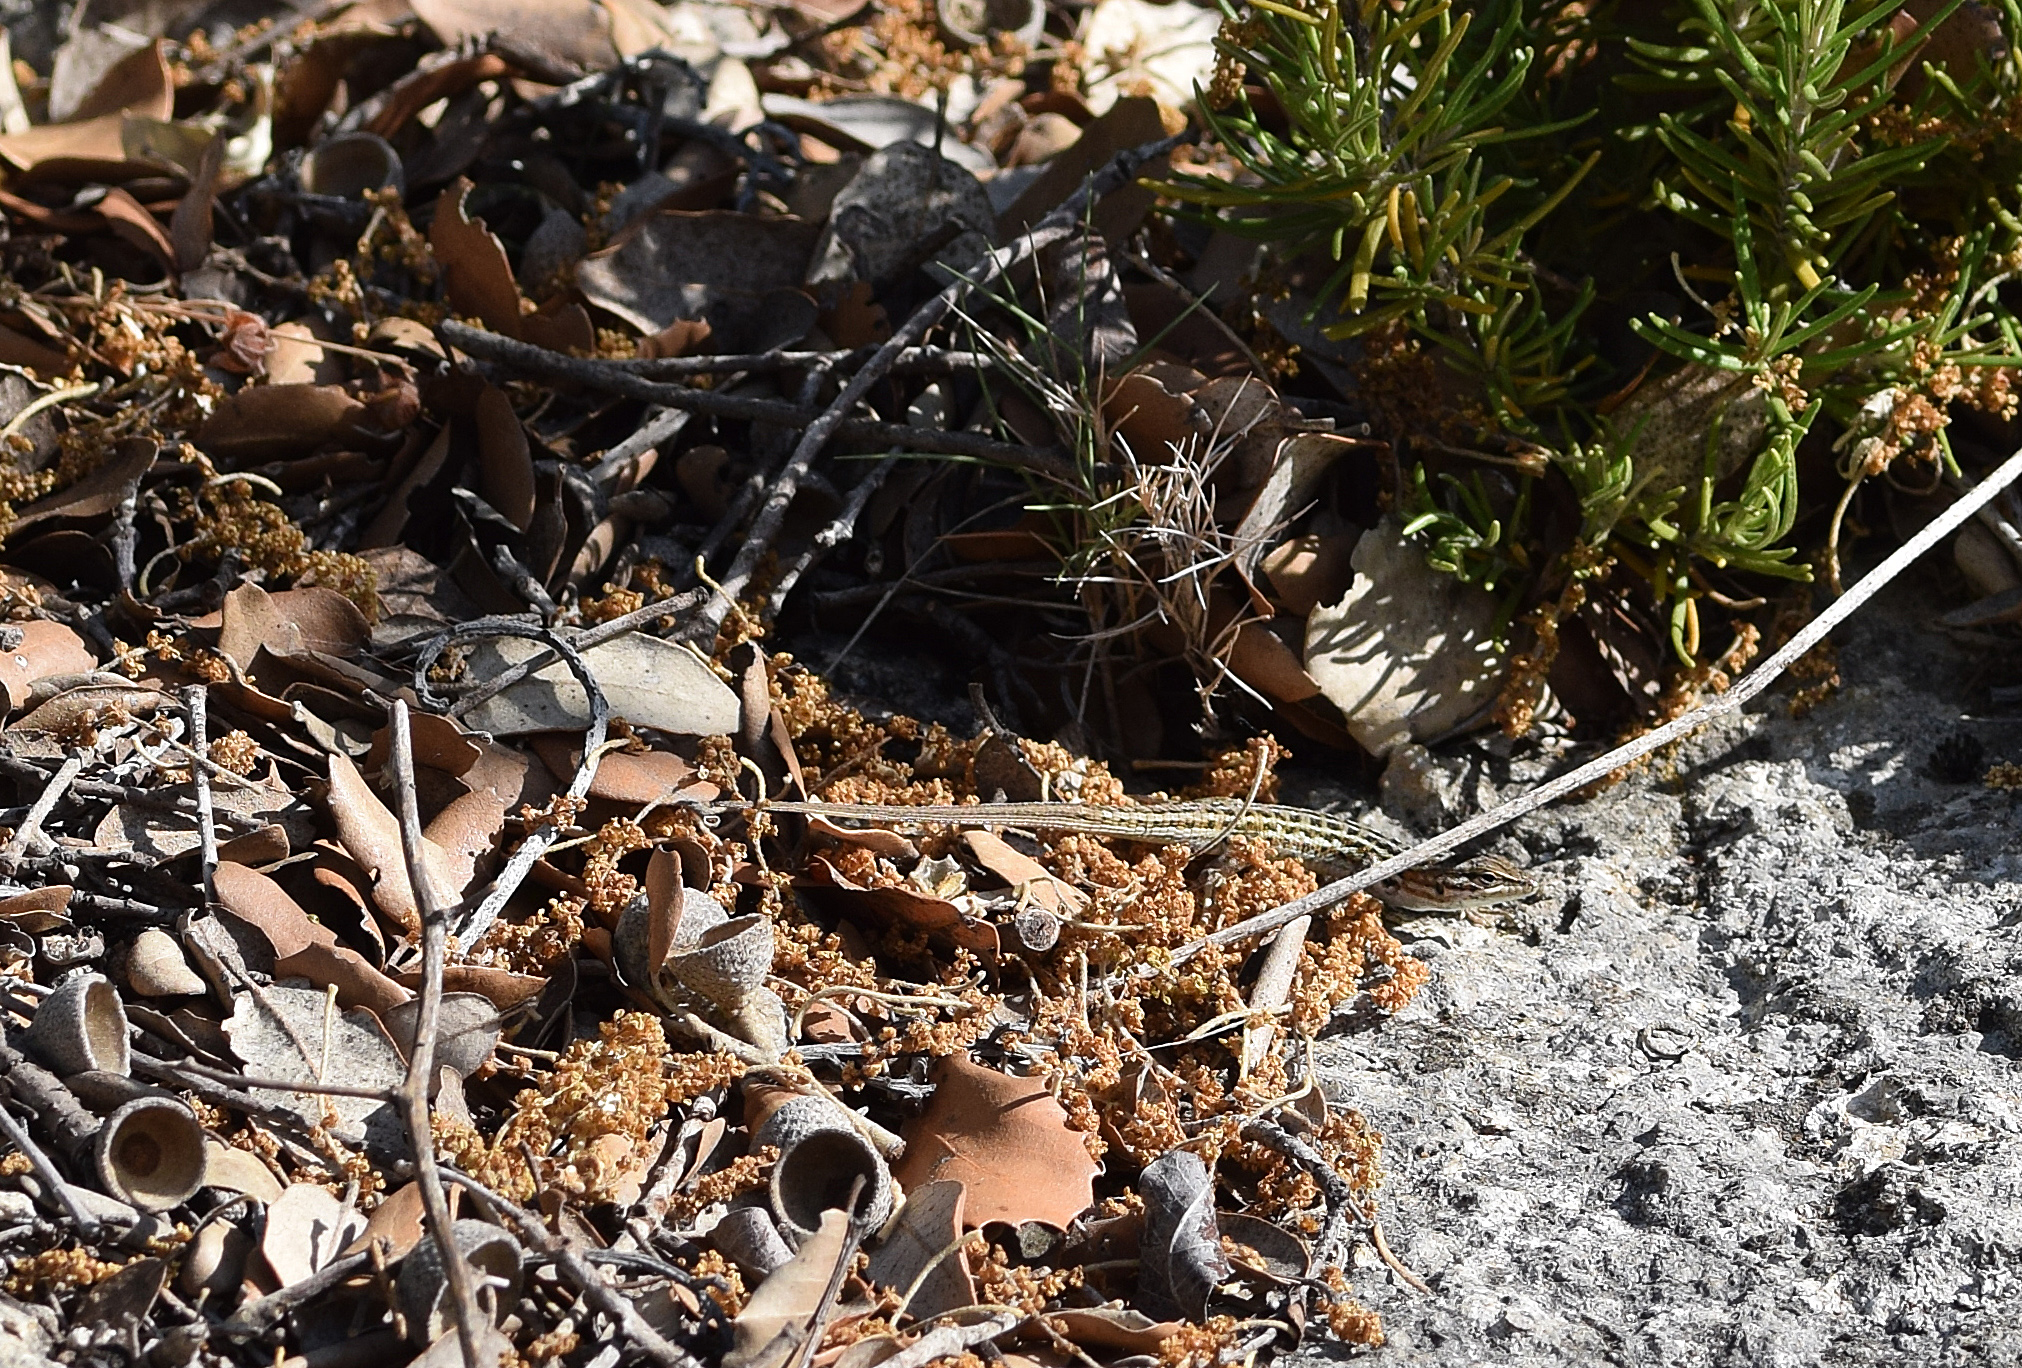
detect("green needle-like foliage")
[1162,0,2022,666]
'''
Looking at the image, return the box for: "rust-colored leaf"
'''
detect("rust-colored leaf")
[193,385,368,465]
[474,384,535,531]
[431,178,525,338]
[893,1051,1098,1229]
[0,621,96,711]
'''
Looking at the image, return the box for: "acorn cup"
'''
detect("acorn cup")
[753,1095,894,1245]
[665,915,774,1011]
[709,1204,793,1278]
[299,132,405,200]
[92,1097,207,1214]
[23,973,130,1076]
[396,1219,524,1345]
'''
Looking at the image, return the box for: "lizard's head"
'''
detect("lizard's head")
[1382,855,1537,913]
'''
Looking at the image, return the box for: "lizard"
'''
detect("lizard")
[703,797,1537,914]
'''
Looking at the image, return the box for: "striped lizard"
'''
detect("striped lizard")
[707,797,1536,914]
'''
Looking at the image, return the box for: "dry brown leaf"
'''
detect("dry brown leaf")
[960,830,1086,918]
[410,0,621,73]
[474,384,535,531]
[341,1180,460,1262]
[8,436,156,537]
[529,736,709,806]
[803,856,999,955]
[892,1052,1097,1229]
[1043,1309,1181,1356]
[432,178,525,338]
[93,187,177,275]
[201,1140,285,1204]
[211,862,412,1020]
[726,1208,851,1368]
[168,132,224,272]
[0,621,96,711]
[323,750,468,939]
[193,385,369,465]
[0,323,69,373]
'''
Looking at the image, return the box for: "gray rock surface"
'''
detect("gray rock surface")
[1299,582,2022,1365]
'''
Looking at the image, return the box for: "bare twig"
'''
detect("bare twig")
[0,1100,98,1241]
[1174,440,2022,964]
[436,1166,704,1368]
[1242,1118,1368,1271]
[186,686,217,903]
[436,324,1073,477]
[441,589,707,721]
[412,622,611,946]
[388,699,486,1368]
[766,456,898,609]
[0,751,83,874]
[679,131,1189,649]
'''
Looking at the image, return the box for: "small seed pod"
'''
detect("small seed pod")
[397,1219,523,1346]
[94,1097,206,1213]
[709,1204,793,1278]
[299,132,404,200]
[24,972,130,1076]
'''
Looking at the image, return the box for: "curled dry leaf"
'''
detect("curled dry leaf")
[1136,1149,1232,1321]
[410,0,621,73]
[323,750,473,939]
[211,861,412,1020]
[1304,518,1507,756]
[474,384,535,532]
[192,386,370,465]
[892,1051,1098,1230]
[432,178,526,338]
[725,1207,851,1368]
[201,1140,285,1204]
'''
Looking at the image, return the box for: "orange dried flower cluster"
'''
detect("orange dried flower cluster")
[668,1147,775,1224]
[472,894,587,975]
[579,818,651,919]
[439,1011,678,1204]
[4,1246,131,1295]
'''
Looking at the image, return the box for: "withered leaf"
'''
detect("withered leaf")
[1136,1149,1231,1321]
[893,1052,1097,1229]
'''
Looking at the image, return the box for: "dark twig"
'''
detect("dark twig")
[388,700,486,1368]
[412,622,611,946]
[766,456,896,610]
[222,1251,373,1338]
[0,752,84,875]
[1172,440,2022,964]
[1242,1118,1369,1271]
[440,591,706,720]
[436,1166,704,1368]
[436,324,1074,478]
[0,1101,98,1241]
[679,131,1189,649]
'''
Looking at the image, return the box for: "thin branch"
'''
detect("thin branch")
[187,685,217,903]
[388,699,486,1368]
[679,130,1190,649]
[0,751,83,875]
[436,324,1074,478]
[411,622,611,947]
[436,1166,704,1368]
[1172,440,2022,964]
